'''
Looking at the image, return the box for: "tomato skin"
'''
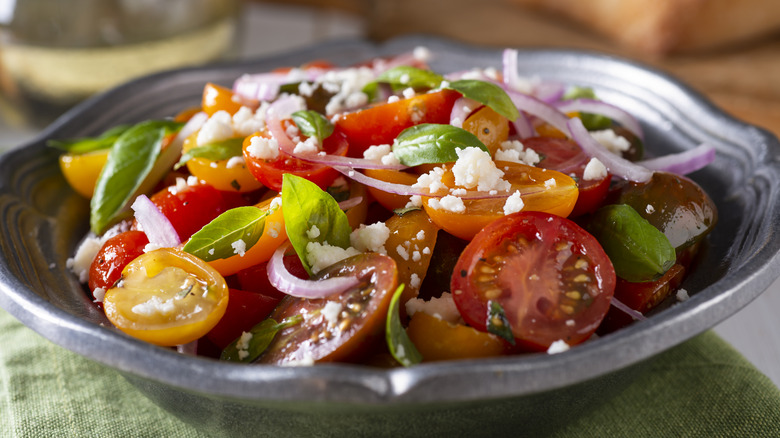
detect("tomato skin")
[451,211,615,351]
[462,106,509,156]
[235,254,308,300]
[59,149,110,198]
[258,253,397,365]
[181,133,264,193]
[141,183,237,241]
[524,136,611,217]
[89,230,149,294]
[202,82,255,116]
[243,129,349,192]
[406,312,508,362]
[204,288,280,349]
[334,89,461,157]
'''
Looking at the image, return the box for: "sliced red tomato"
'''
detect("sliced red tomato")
[243,128,349,192]
[138,182,242,241]
[258,253,397,365]
[89,230,149,294]
[451,211,615,351]
[334,89,461,157]
[524,136,611,217]
[204,288,281,349]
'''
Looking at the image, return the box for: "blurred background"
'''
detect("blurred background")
[0,0,779,384]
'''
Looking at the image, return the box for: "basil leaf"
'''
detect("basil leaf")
[386,284,422,367]
[563,86,612,130]
[486,300,516,345]
[183,206,268,261]
[445,79,519,122]
[174,137,244,170]
[587,204,676,282]
[47,124,131,154]
[282,174,352,275]
[363,66,444,100]
[393,123,489,166]
[221,316,302,363]
[393,206,422,216]
[291,110,334,141]
[90,120,183,234]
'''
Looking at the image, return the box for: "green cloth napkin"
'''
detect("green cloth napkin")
[2,307,779,438]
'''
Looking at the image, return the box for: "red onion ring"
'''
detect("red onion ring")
[610,297,647,321]
[512,113,535,139]
[554,98,644,140]
[503,87,571,136]
[267,95,306,120]
[131,194,181,248]
[637,143,715,175]
[568,117,653,183]
[267,242,360,298]
[338,196,363,211]
[450,97,481,128]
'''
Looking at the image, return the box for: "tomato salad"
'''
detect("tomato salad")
[54,48,718,366]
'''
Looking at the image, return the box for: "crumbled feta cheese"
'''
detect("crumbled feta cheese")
[246,136,279,160]
[495,140,541,166]
[646,204,656,214]
[402,87,416,99]
[232,106,266,137]
[590,129,631,154]
[451,147,511,192]
[547,339,570,354]
[399,73,410,85]
[363,144,400,165]
[268,221,282,238]
[306,225,321,239]
[232,239,247,257]
[225,156,245,169]
[293,137,320,155]
[320,66,375,115]
[429,195,466,213]
[387,95,400,104]
[410,273,421,289]
[197,110,234,146]
[132,296,175,316]
[405,292,461,324]
[405,195,423,208]
[412,166,448,194]
[143,243,164,253]
[503,190,525,215]
[92,287,106,303]
[236,331,253,351]
[321,301,343,327]
[676,288,690,301]
[422,247,431,255]
[544,178,557,189]
[270,196,282,211]
[415,230,425,241]
[350,222,391,254]
[306,241,360,274]
[582,157,608,181]
[298,81,315,97]
[67,234,105,283]
[395,244,410,261]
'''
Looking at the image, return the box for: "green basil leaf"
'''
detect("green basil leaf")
[392,206,422,216]
[47,124,131,154]
[221,316,303,363]
[587,204,676,282]
[291,110,334,141]
[563,86,612,131]
[386,284,422,367]
[90,120,183,234]
[174,137,244,170]
[363,66,444,101]
[445,79,520,122]
[486,300,516,345]
[282,174,352,275]
[183,206,268,261]
[392,123,489,166]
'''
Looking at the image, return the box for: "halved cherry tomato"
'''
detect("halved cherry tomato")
[103,248,229,346]
[598,263,686,334]
[139,182,242,241]
[422,162,579,240]
[406,312,507,361]
[243,127,349,192]
[235,253,307,300]
[202,82,256,116]
[334,89,461,157]
[206,196,287,277]
[59,149,110,198]
[525,136,611,217]
[258,253,397,364]
[204,288,281,350]
[462,106,509,156]
[181,132,264,193]
[89,230,149,294]
[363,168,419,211]
[451,211,615,351]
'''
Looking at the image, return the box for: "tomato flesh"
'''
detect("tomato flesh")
[89,230,149,294]
[451,211,615,350]
[258,253,397,364]
[406,312,507,361]
[205,288,280,349]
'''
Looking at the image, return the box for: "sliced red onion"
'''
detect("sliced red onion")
[166,111,208,154]
[533,81,566,103]
[504,87,571,136]
[267,242,360,298]
[266,115,297,155]
[450,97,481,128]
[568,117,653,183]
[177,340,198,355]
[338,196,363,211]
[267,94,306,119]
[637,143,715,175]
[131,194,181,247]
[502,49,531,94]
[554,98,644,140]
[610,297,647,321]
[512,112,535,139]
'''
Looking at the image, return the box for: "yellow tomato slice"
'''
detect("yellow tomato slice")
[103,248,229,347]
[462,106,509,156]
[59,149,110,198]
[406,312,506,362]
[206,196,287,277]
[182,132,264,193]
[423,162,578,240]
[202,82,255,116]
[363,168,419,211]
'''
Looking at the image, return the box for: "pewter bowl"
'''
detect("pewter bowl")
[1,37,779,436]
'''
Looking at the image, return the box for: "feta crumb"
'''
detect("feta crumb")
[293,137,320,155]
[143,242,164,253]
[410,273,421,289]
[503,190,525,215]
[92,287,106,303]
[306,241,360,274]
[321,301,343,327]
[646,204,656,214]
[412,251,421,262]
[402,87,416,99]
[387,95,400,103]
[268,221,282,239]
[495,140,541,166]
[582,157,608,181]
[132,296,175,316]
[405,292,461,324]
[676,288,690,301]
[246,136,279,160]
[269,196,282,211]
[350,222,391,254]
[422,247,431,255]
[197,110,235,146]
[590,129,631,154]
[231,239,247,257]
[412,166,448,194]
[405,195,423,208]
[547,339,570,354]
[67,234,105,283]
[395,244,410,261]
[306,225,321,239]
[451,147,511,192]
[415,230,425,241]
[427,195,466,213]
[236,331,253,351]
[544,178,557,189]
[565,319,575,327]
[225,156,245,169]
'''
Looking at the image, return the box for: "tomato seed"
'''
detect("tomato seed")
[560,305,575,315]
[573,274,590,283]
[565,291,581,300]
[484,289,502,299]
